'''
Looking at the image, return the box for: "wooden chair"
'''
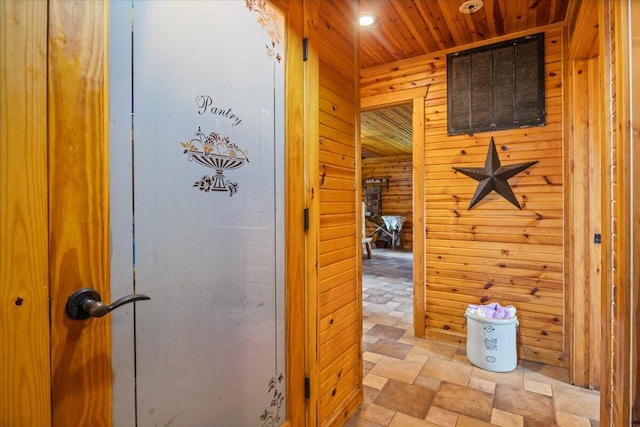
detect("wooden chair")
[362,202,372,258]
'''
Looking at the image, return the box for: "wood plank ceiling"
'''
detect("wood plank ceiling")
[359,0,570,158]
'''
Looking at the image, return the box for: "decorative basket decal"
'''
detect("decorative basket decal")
[181,127,249,196]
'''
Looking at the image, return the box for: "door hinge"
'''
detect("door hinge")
[303,208,309,231]
[303,37,309,61]
[304,377,310,399]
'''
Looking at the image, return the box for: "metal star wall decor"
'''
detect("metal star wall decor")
[452,137,538,210]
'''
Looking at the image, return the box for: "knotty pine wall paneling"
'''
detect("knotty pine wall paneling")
[362,26,568,367]
[309,0,362,425]
[427,28,565,367]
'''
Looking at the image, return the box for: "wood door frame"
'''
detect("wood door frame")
[564,0,603,389]
[48,2,111,425]
[566,0,639,422]
[1,1,306,425]
[303,1,320,424]
[0,2,51,426]
[360,88,428,339]
[631,2,640,422]
[629,2,640,424]
[281,1,306,425]
[600,0,639,424]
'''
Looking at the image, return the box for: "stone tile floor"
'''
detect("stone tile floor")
[346,248,600,427]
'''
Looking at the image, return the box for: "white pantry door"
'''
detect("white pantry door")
[109,1,286,426]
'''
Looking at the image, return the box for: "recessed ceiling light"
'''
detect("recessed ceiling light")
[359,14,378,27]
[459,0,484,14]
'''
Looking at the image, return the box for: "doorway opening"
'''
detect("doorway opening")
[360,103,415,344]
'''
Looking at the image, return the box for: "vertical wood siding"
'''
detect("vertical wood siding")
[0,3,51,425]
[316,0,362,425]
[362,27,567,367]
[362,155,414,249]
[565,0,603,389]
[631,2,640,422]
[563,2,606,388]
[603,0,636,424]
[567,56,603,387]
